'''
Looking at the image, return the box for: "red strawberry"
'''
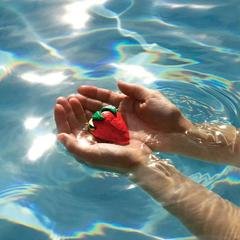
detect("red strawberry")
[88,105,130,145]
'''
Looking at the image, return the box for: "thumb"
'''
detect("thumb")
[57,133,98,162]
[117,80,149,102]
[57,133,79,154]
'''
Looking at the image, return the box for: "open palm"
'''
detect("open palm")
[76,82,180,151]
[54,96,152,173]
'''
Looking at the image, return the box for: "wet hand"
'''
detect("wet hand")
[54,97,152,173]
[117,81,192,133]
[77,81,192,151]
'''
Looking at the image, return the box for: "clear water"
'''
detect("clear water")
[0,0,240,239]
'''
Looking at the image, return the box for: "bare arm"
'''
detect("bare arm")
[130,158,240,240]
[55,90,240,240]
[77,81,240,167]
[165,123,240,167]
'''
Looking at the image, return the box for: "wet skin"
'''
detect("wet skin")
[54,81,240,240]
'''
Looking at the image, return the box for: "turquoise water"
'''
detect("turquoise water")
[0,0,240,239]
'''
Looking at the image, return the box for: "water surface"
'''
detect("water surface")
[0,0,240,239]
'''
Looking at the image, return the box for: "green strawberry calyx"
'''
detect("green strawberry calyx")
[92,105,118,121]
[101,105,117,115]
[92,111,105,121]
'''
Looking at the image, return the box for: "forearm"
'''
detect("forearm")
[162,123,240,167]
[130,158,240,239]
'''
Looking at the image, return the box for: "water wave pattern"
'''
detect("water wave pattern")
[0,0,240,239]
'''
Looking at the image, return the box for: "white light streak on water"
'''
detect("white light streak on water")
[0,50,15,80]
[0,66,6,72]
[21,71,68,86]
[28,134,56,162]
[158,3,218,10]
[24,117,42,130]
[62,0,108,30]
[112,63,157,84]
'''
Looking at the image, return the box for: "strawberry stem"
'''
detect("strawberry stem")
[101,105,117,115]
[92,111,105,121]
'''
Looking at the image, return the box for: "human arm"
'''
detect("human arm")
[54,95,240,240]
[167,123,240,167]
[77,81,240,167]
[131,158,240,240]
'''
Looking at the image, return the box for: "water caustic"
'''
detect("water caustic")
[0,0,240,239]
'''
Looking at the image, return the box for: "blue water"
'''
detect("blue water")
[0,0,240,239]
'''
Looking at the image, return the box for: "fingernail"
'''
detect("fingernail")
[68,94,76,99]
[56,97,65,103]
[57,134,65,143]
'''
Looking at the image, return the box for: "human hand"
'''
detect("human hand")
[76,81,192,152]
[119,81,192,133]
[54,97,152,173]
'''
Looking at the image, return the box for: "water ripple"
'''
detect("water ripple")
[0,0,240,239]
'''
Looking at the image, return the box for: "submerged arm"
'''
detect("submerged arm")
[55,94,240,239]
[130,157,240,240]
[164,123,240,167]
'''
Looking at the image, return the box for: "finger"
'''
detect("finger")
[68,97,87,127]
[75,94,105,112]
[85,110,92,121]
[54,104,71,134]
[57,133,98,162]
[78,85,124,107]
[58,133,132,172]
[69,96,93,120]
[56,97,80,133]
[58,133,119,169]
[117,80,149,102]
[119,97,135,114]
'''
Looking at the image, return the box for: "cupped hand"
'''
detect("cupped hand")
[76,81,192,151]
[54,97,152,173]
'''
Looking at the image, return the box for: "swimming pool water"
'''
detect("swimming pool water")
[0,0,240,239]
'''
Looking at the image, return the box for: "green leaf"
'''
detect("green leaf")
[92,111,104,121]
[100,105,117,115]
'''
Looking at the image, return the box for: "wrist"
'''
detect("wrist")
[129,155,177,183]
[156,116,193,154]
[146,131,189,154]
[177,114,193,133]
[128,156,191,205]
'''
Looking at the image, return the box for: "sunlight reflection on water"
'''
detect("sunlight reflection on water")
[0,0,240,239]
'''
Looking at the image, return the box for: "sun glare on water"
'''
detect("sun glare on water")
[27,134,56,162]
[62,0,108,30]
